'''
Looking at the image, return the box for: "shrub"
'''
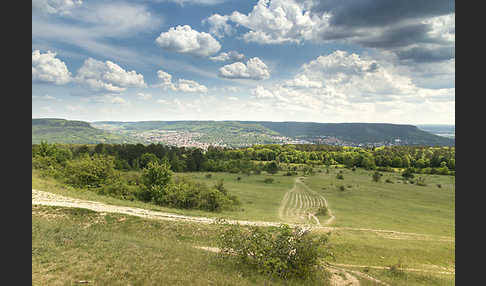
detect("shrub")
[415,177,427,186]
[339,185,345,191]
[216,223,331,280]
[205,173,212,178]
[385,178,394,184]
[402,168,415,180]
[64,154,116,189]
[316,206,328,216]
[372,171,382,182]
[336,174,344,180]
[264,178,274,184]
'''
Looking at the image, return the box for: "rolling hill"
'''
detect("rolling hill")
[32,118,137,144]
[33,118,454,146]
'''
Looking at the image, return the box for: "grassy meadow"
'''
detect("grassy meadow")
[32,166,455,285]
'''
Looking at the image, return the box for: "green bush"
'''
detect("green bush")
[336,174,344,180]
[64,154,116,189]
[216,223,331,280]
[316,206,328,216]
[264,178,274,184]
[372,171,382,182]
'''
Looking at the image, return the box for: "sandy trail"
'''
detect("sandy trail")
[32,189,453,242]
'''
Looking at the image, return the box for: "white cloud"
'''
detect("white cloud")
[70,2,161,35]
[75,58,146,92]
[227,96,239,101]
[283,74,322,88]
[137,93,152,100]
[176,79,208,93]
[251,86,274,99]
[155,69,208,93]
[203,14,234,38]
[156,99,168,104]
[32,50,72,85]
[210,51,245,62]
[32,0,82,15]
[218,57,270,80]
[248,50,454,122]
[155,25,221,57]
[32,94,57,100]
[92,94,129,105]
[208,0,325,44]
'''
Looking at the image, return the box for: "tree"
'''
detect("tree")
[140,160,173,202]
[139,152,160,169]
[264,161,279,174]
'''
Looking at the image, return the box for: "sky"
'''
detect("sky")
[32,0,455,124]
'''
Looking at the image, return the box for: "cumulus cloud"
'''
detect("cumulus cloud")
[75,58,146,92]
[251,86,274,99]
[208,0,454,65]
[218,57,270,80]
[155,25,221,57]
[155,69,208,93]
[203,0,325,44]
[283,74,322,88]
[176,79,208,93]
[249,50,454,120]
[32,50,72,85]
[210,51,245,62]
[203,14,234,38]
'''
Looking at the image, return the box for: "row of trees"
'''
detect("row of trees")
[32,142,455,176]
[32,142,239,211]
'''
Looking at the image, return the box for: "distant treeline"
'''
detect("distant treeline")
[32,142,455,175]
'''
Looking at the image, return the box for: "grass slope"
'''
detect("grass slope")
[32,118,138,144]
[32,167,455,285]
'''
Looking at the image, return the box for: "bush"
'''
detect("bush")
[216,223,331,280]
[338,185,345,191]
[415,177,427,186]
[316,206,328,216]
[97,179,138,201]
[402,168,415,179]
[64,154,116,188]
[205,173,212,178]
[336,174,344,180]
[372,171,382,182]
[385,178,394,184]
[264,178,274,184]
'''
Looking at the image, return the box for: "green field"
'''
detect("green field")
[32,166,455,285]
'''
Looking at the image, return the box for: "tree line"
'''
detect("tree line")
[33,142,454,176]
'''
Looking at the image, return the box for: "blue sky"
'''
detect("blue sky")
[32,0,455,124]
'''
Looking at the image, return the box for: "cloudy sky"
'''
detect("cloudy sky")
[32,0,455,124]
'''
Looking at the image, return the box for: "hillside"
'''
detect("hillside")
[252,122,454,146]
[32,118,137,144]
[33,118,454,146]
[93,120,454,147]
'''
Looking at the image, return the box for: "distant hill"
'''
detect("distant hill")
[416,124,455,139]
[92,120,454,147]
[32,118,454,146]
[251,122,454,146]
[32,118,137,144]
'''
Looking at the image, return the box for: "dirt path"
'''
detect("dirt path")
[278,177,334,226]
[32,189,453,242]
[32,189,286,228]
